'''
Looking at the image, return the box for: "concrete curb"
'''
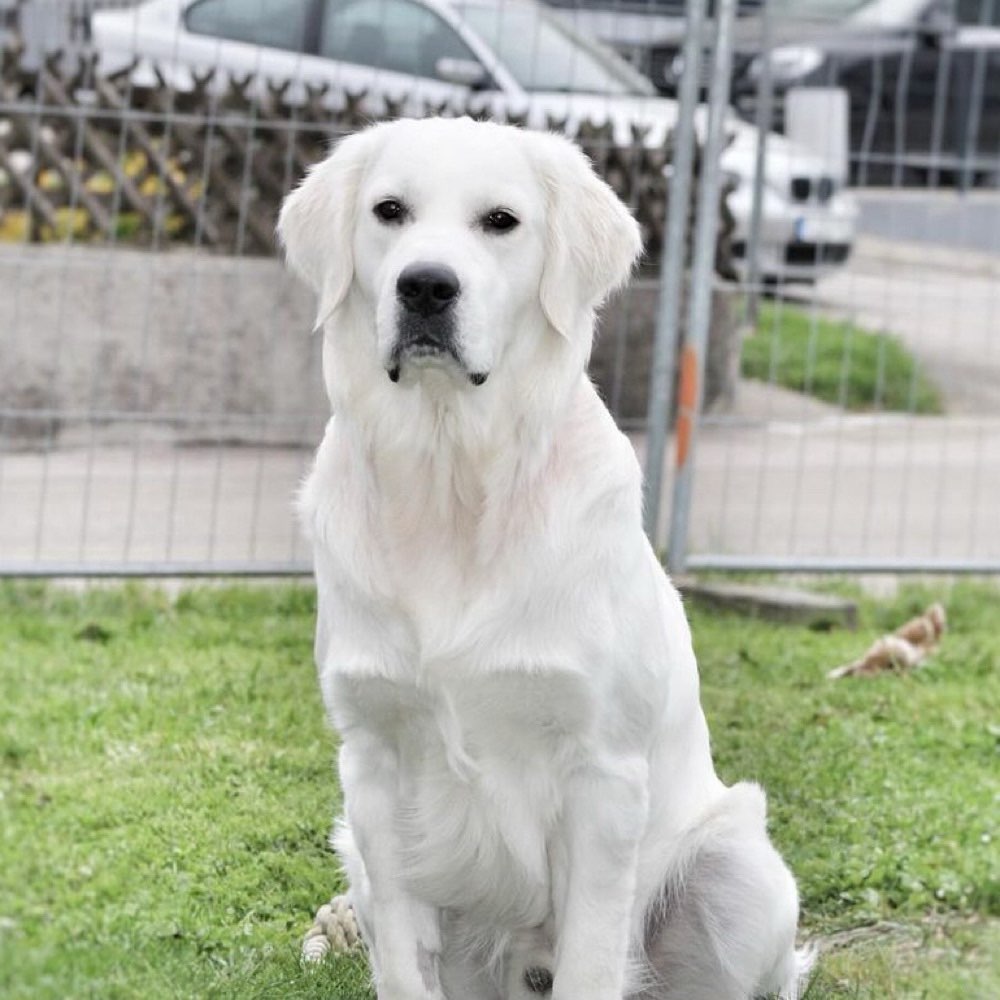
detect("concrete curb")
[676,577,858,630]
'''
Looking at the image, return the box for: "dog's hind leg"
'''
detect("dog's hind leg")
[636,783,806,1000]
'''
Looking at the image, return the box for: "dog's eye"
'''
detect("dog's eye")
[482,209,519,233]
[374,199,407,224]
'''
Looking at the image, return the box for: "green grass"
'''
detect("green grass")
[1,580,997,998]
[741,303,944,414]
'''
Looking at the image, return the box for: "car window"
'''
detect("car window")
[456,2,652,94]
[769,0,878,15]
[957,0,1000,25]
[186,0,312,51]
[544,1,763,11]
[320,0,479,78]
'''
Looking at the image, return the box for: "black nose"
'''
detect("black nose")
[396,263,460,316]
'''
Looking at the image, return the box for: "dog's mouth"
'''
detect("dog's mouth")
[387,325,488,387]
[386,359,488,387]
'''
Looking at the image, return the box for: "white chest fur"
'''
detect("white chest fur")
[331,667,594,928]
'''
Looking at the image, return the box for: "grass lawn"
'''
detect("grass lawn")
[741,303,944,415]
[1,580,997,999]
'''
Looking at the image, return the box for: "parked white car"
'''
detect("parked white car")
[91,0,856,282]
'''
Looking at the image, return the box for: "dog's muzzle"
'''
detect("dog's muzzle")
[387,262,488,387]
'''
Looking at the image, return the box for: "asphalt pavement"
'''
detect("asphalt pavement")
[853,190,1000,258]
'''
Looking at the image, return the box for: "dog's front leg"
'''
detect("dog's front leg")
[551,756,648,1000]
[340,735,445,1000]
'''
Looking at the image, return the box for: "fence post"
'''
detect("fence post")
[744,0,775,325]
[642,0,707,546]
[666,0,738,576]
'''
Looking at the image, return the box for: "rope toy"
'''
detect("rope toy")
[301,894,362,963]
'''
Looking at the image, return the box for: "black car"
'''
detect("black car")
[704,0,1000,188]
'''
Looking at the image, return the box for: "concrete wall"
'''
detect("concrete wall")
[594,278,741,426]
[0,243,326,447]
[1,244,738,448]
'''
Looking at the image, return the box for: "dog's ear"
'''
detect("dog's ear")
[528,132,643,342]
[277,128,377,331]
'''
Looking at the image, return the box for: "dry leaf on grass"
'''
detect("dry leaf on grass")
[828,603,946,679]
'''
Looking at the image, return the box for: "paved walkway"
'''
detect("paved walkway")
[2,409,998,573]
[643,409,1000,569]
[0,444,313,572]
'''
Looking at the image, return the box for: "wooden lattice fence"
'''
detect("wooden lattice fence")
[0,40,734,266]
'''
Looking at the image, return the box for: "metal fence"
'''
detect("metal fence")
[0,0,998,577]
[658,0,1000,574]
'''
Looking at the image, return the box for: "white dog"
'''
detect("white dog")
[279,117,810,1000]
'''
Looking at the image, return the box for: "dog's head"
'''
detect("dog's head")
[279,118,641,407]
